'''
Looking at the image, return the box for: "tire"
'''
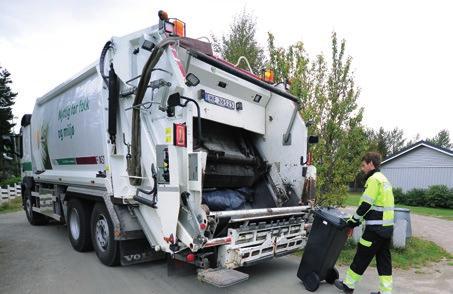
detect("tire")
[23,184,48,226]
[325,267,339,284]
[91,202,120,266]
[67,198,93,252]
[303,272,320,292]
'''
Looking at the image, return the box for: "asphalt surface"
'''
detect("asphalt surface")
[1,211,452,294]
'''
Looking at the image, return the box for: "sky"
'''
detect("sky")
[1,0,452,141]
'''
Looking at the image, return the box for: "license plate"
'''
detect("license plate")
[203,92,235,110]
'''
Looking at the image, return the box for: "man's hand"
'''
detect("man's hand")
[346,215,361,228]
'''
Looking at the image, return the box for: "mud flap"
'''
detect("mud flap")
[119,239,166,266]
[198,268,249,288]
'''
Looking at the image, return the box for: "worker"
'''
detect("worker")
[335,152,394,294]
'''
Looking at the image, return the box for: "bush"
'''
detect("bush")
[425,185,452,208]
[0,176,21,188]
[449,189,453,208]
[393,187,405,204]
[404,188,427,206]
[393,185,453,209]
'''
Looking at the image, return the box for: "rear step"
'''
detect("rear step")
[198,268,249,287]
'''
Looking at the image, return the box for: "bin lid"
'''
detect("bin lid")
[314,207,348,228]
[394,207,410,212]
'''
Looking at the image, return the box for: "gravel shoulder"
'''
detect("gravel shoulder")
[343,206,453,254]
[410,213,453,254]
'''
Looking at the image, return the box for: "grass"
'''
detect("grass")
[344,192,362,206]
[338,237,451,269]
[295,237,452,270]
[345,193,453,221]
[0,197,23,214]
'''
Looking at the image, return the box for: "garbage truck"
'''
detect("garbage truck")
[18,10,318,286]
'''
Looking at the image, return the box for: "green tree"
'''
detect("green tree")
[367,127,388,157]
[387,127,406,155]
[0,67,16,134]
[268,33,368,205]
[405,133,421,147]
[0,66,18,179]
[428,129,452,149]
[212,10,264,74]
[367,127,405,158]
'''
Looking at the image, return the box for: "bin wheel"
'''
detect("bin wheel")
[325,267,339,284]
[303,272,320,292]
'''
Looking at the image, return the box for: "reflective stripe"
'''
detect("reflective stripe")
[379,275,393,293]
[359,238,372,247]
[372,206,394,212]
[365,220,394,225]
[360,194,374,204]
[343,267,362,289]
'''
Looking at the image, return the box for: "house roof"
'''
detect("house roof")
[381,140,453,165]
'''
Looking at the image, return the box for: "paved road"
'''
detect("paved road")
[1,211,452,294]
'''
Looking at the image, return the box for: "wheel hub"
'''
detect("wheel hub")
[95,214,109,251]
[26,199,32,216]
[69,208,81,240]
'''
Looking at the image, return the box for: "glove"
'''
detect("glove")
[346,215,361,228]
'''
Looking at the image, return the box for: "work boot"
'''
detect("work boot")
[334,280,354,293]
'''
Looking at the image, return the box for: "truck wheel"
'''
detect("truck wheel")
[91,202,120,266]
[23,187,48,226]
[67,199,93,252]
[325,267,339,284]
[303,272,320,292]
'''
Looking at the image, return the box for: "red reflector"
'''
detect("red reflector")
[186,253,196,263]
[200,223,206,230]
[173,123,187,147]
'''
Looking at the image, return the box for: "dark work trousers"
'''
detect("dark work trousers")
[350,229,392,276]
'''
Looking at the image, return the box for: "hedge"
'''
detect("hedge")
[0,176,21,187]
[394,185,453,209]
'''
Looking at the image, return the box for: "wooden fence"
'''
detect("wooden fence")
[0,183,21,205]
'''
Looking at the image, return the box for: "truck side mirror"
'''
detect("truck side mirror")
[308,135,319,144]
[19,133,23,158]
